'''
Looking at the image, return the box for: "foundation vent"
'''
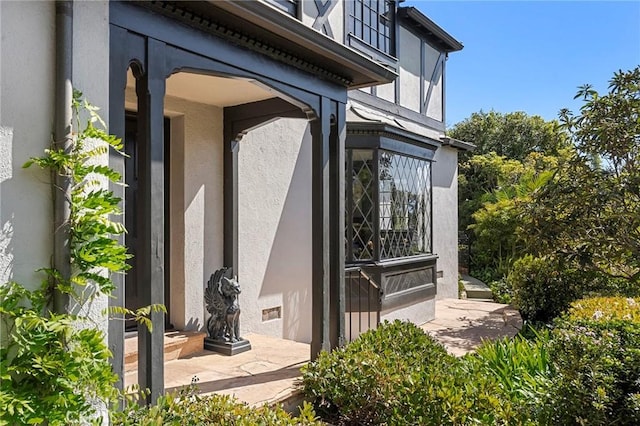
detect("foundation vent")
[262,306,282,322]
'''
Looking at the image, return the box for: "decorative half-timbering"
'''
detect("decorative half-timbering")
[312,0,338,37]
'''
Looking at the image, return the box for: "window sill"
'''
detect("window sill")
[347,34,398,72]
[375,254,438,269]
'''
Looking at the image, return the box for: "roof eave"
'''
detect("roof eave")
[398,7,464,53]
[209,0,398,88]
[440,136,476,151]
[348,121,443,150]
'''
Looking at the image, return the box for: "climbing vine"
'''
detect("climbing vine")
[0,91,160,425]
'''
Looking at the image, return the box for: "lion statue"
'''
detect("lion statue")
[204,267,242,343]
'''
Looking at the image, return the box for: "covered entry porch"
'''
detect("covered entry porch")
[107,1,394,403]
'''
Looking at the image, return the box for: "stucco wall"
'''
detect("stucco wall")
[398,26,421,113]
[124,86,225,333]
[432,146,459,299]
[0,1,55,290]
[424,41,444,122]
[72,0,111,328]
[426,64,444,122]
[0,1,109,304]
[167,96,224,332]
[238,118,313,343]
[376,82,395,103]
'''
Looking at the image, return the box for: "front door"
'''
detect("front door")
[124,114,171,329]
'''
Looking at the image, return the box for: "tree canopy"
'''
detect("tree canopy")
[453,67,640,320]
[449,110,569,161]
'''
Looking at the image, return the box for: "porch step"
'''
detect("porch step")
[124,330,206,372]
[460,275,493,300]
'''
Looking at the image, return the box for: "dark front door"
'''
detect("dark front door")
[124,114,171,329]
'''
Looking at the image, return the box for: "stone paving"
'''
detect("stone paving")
[124,332,309,407]
[126,299,522,407]
[421,298,522,356]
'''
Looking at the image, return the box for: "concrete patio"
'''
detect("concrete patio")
[420,298,522,356]
[125,298,522,407]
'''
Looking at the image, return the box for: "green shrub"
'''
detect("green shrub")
[489,277,512,304]
[0,92,134,425]
[470,328,553,423]
[111,385,321,426]
[508,255,582,322]
[302,320,451,424]
[547,297,640,425]
[302,320,527,425]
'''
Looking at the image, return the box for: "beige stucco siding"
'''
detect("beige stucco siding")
[166,96,224,332]
[124,87,225,333]
[376,81,395,103]
[238,118,313,343]
[432,146,459,299]
[381,299,435,326]
[1,0,110,330]
[398,26,421,113]
[1,1,55,289]
[422,42,440,100]
[72,0,111,326]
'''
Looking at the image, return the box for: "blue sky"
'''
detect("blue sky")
[405,1,640,127]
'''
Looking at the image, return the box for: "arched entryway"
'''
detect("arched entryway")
[108,1,352,404]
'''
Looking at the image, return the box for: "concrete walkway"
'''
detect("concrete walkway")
[124,333,309,407]
[421,298,522,356]
[127,299,522,407]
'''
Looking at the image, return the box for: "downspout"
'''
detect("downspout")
[54,0,73,313]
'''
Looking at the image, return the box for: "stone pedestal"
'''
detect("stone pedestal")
[204,337,251,356]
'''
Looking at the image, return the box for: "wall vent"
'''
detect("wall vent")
[262,306,282,322]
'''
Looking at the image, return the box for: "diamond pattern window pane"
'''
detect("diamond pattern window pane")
[379,151,432,259]
[350,150,374,261]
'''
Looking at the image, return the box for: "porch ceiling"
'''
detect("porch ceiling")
[126,71,276,107]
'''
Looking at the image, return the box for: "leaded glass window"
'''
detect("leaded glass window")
[346,149,432,263]
[349,150,375,261]
[379,151,432,259]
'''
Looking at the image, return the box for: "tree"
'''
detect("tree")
[470,153,556,282]
[451,111,570,283]
[449,111,569,162]
[452,111,569,234]
[522,67,640,288]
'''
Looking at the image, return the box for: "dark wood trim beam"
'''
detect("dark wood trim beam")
[107,24,129,394]
[135,37,166,405]
[222,122,239,274]
[424,52,445,115]
[329,101,346,348]
[110,2,349,101]
[202,0,397,87]
[419,41,426,115]
[163,46,324,115]
[311,96,332,358]
[225,98,308,140]
[397,7,463,53]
